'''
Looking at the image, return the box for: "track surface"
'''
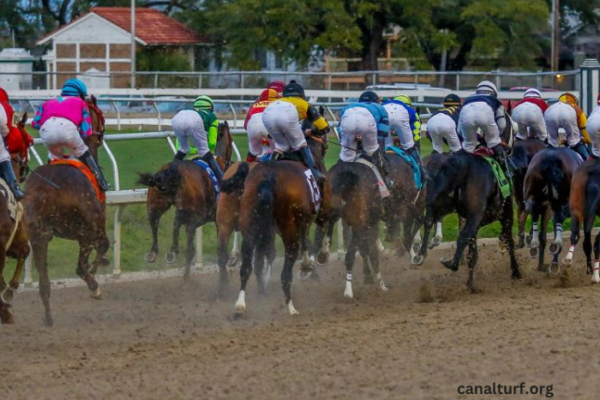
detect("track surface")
[2,244,600,399]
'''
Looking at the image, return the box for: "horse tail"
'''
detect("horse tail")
[137,163,181,193]
[250,171,276,250]
[331,168,359,197]
[221,162,249,194]
[584,181,600,232]
[540,156,563,202]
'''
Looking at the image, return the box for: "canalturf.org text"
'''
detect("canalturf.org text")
[457,383,553,397]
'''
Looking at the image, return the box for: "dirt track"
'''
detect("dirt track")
[3,244,600,399]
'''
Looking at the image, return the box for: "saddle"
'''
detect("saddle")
[50,159,105,203]
[189,157,221,198]
[353,156,391,199]
[385,146,423,190]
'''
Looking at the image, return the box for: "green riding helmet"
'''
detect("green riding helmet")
[194,95,214,111]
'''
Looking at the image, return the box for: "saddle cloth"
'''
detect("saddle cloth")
[50,159,105,203]
[0,179,24,250]
[385,146,423,190]
[303,169,321,211]
[191,159,221,199]
[476,155,511,199]
[354,157,391,198]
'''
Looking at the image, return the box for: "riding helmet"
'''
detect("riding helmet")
[394,94,413,106]
[267,80,285,95]
[194,95,214,111]
[524,88,542,99]
[476,80,498,97]
[61,79,88,97]
[443,93,461,107]
[359,90,379,103]
[259,88,279,101]
[283,80,305,98]
[559,92,579,106]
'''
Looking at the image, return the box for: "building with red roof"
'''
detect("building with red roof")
[37,7,208,89]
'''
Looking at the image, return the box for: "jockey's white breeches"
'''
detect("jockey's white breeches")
[0,107,10,162]
[339,107,378,162]
[40,117,88,160]
[262,101,306,152]
[384,103,414,149]
[458,102,502,153]
[512,102,548,141]
[587,109,600,158]
[427,112,461,154]
[545,102,581,148]
[172,110,209,157]
[246,113,274,157]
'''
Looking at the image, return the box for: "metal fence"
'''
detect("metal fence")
[1,69,580,92]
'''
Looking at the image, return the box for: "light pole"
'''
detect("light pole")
[130,0,136,89]
[551,0,560,72]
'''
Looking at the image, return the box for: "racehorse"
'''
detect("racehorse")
[139,121,231,280]
[523,147,581,273]
[413,118,521,292]
[563,157,600,280]
[511,138,547,248]
[0,114,31,324]
[24,96,109,326]
[228,134,329,315]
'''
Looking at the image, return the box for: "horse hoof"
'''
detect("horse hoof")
[145,251,157,263]
[497,241,507,254]
[440,258,458,271]
[90,288,102,300]
[563,257,573,266]
[524,234,533,247]
[549,242,562,255]
[44,315,55,328]
[549,262,561,275]
[165,252,177,264]
[412,243,422,254]
[297,270,313,281]
[2,289,14,303]
[227,255,239,268]
[529,247,539,260]
[287,302,300,316]
[316,251,329,266]
[411,254,425,266]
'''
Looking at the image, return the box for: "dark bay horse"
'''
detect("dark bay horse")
[228,136,329,315]
[511,138,547,248]
[139,121,232,279]
[0,113,31,324]
[24,96,109,326]
[413,120,521,292]
[523,147,581,273]
[563,157,600,280]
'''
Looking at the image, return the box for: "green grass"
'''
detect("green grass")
[20,128,547,280]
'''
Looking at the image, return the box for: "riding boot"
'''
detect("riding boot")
[571,141,590,161]
[173,150,186,161]
[299,145,326,185]
[373,147,394,188]
[491,145,513,180]
[407,145,427,182]
[79,151,110,192]
[202,151,224,182]
[0,161,24,201]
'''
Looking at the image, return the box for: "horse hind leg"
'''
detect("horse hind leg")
[281,237,300,316]
[441,217,480,272]
[32,238,53,326]
[77,242,101,300]
[466,238,479,293]
[344,231,359,299]
[4,257,26,303]
[0,249,13,324]
[145,204,167,263]
[166,211,184,264]
[368,225,387,292]
[183,222,198,282]
[235,236,255,316]
[592,232,600,283]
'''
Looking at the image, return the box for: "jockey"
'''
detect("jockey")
[427,93,462,154]
[544,92,590,160]
[32,79,110,192]
[458,81,511,174]
[172,96,224,181]
[244,88,279,162]
[339,90,393,187]
[383,94,425,179]
[262,80,329,184]
[512,88,548,142]
[0,88,25,199]
[585,94,600,159]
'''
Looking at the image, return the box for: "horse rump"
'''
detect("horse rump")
[221,162,249,194]
[539,155,564,202]
[137,162,181,193]
[250,172,276,250]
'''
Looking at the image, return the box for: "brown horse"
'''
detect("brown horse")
[511,138,547,248]
[564,157,600,280]
[0,114,32,324]
[227,136,329,315]
[23,96,109,326]
[523,147,581,273]
[139,122,231,279]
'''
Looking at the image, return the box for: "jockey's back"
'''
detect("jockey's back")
[33,96,91,137]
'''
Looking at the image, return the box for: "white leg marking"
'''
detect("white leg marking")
[375,272,388,292]
[344,272,353,298]
[435,222,443,240]
[376,239,385,252]
[563,245,575,265]
[413,229,422,244]
[593,261,600,284]
[235,290,246,312]
[531,222,540,247]
[554,223,563,244]
[287,300,299,315]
